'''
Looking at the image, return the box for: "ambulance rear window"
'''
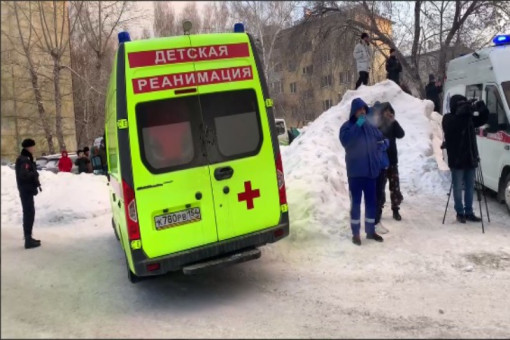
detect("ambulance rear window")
[200,89,262,161]
[136,96,204,173]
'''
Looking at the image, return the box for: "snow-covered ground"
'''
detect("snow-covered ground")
[2,81,510,338]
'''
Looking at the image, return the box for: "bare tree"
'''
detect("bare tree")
[31,1,84,150]
[153,1,178,37]
[227,1,300,80]
[202,1,231,33]
[2,1,57,153]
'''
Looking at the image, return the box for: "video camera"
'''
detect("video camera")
[456,98,479,116]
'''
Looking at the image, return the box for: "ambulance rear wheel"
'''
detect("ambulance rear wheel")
[125,257,141,284]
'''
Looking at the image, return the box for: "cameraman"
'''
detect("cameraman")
[442,95,489,223]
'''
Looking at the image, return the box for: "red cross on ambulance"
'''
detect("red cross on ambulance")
[238,181,260,210]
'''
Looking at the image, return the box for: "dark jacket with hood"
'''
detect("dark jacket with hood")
[426,81,443,113]
[340,98,386,179]
[385,56,402,83]
[378,102,405,165]
[442,95,489,169]
[15,149,41,195]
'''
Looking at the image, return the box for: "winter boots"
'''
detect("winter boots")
[352,235,362,246]
[392,208,402,221]
[465,214,482,222]
[456,214,467,223]
[25,237,41,249]
[367,233,384,242]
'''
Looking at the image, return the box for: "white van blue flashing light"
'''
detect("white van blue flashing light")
[493,35,510,46]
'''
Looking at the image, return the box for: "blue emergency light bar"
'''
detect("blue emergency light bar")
[493,34,510,46]
[234,23,245,33]
[118,31,131,44]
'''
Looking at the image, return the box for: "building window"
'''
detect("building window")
[321,74,333,88]
[303,89,314,98]
[271,81,284,94]
[339,72,353,84]
[321,51,332,64]
[302,65,313,75]
[287,60,297,72]
[290,82,297,93]
[323,99,333,111]
[274,63,283,73]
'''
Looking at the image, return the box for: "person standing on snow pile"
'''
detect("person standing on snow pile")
[75,149,89,174]
[385,48,402,85]
[15,138,42,249]
[57,150,73,173]
[353,32,373,89]
[367,102,390,232]
[442,95,489,223]
[378,102,405,221]
[340,98,386,246]
[425,74,443,113]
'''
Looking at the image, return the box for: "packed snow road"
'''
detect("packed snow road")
[2,82,510,338]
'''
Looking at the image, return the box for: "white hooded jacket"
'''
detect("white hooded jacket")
[353,41,372,73]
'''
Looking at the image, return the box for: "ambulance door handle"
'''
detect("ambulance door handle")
[214,166,234,180]
[112,193,116,202]
[118,200,121,208]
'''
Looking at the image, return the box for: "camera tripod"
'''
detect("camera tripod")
[442,162,490,233]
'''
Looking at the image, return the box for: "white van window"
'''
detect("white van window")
[466,84,482,101]
[136,96,204,173]
[485,85,510,131]
[275,121,286,136]
[200,89,262,162]
[503,82,510,111]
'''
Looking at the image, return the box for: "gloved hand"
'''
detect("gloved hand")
[356,115,366,127]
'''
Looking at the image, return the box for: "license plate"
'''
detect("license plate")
[154,207,201,230]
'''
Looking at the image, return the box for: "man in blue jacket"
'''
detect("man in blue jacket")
[340,98,386,245]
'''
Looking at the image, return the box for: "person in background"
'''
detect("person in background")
[340,98,386,245]
[442,95,489,223]
[15,138,42,249]
[57,150,73,173]
[379,102,405,221]
[425,74,443,113]
[83,146,93,173]
[75,149,89,174]
[353,32,373,89]
[385,48,403,85]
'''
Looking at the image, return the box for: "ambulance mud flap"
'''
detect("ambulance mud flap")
[182,248,261,275]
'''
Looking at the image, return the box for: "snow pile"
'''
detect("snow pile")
[282,81,451,244]
[1,166,110,227]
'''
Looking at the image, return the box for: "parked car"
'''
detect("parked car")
[37,153,79,174]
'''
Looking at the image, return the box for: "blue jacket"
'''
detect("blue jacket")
[340,98,387,179]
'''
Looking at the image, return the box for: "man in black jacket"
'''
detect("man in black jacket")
[15,138,42,249]
[442,95,489,223]
[425,74,443,113]
[385,49,402,85]
[379,102,405,221]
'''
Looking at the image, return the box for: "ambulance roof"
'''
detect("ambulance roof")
[446,44,510,84]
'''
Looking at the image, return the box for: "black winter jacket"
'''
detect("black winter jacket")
[385,56,402,83]
[442,101,489,169]
[379,117,405,165]
[15,149,41,195]
[425,81,443,113]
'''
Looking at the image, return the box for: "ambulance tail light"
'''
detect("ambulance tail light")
[276,152,287,205]
[122,179,140,241]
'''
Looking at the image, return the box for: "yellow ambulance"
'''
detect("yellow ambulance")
[104,24,289,283]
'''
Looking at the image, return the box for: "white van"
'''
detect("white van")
[443,35,510,212]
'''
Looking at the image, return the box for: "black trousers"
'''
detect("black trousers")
[375,169,388,224]
[20,192,35,238]
[355,71,369,89]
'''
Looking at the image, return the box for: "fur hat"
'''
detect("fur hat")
[21,138,36,148]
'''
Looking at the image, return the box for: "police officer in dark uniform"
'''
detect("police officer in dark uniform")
[15,138,42,249]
